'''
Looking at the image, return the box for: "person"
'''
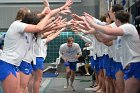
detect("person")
[86,10,140,93]
[59,37,82,91]
[83,43,91,76]
[19,11,40,93]
[71,4,124,93]
[0,0,73,92]
[32,28,66,93]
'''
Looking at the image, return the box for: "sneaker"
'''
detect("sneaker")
[85,73,90,76]
[64,84,69,89]
[70,85,75,91]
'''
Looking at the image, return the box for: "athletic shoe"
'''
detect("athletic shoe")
[70,85,75,91]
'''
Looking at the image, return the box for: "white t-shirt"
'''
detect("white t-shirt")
[0,20,29,66]
[59,43,82,62]
[95,38,102,57]
[33,35,48,64]
[108,22,117,58]
[22,33,34,63]
[119,23,140,68]
[83,34,96,57]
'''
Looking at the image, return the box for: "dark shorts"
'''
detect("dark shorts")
[0,60,18,81]
[124,62,140,80]
[64,61,77,71]
[99,55,105,70]
[32,57,44,71]
[90,56,95,69]
[105,58,115,79]
[19,61,33,75]
[94,57,100,75]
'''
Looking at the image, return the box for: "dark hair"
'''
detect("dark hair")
[22,11,40,25]
[15,7,30,20]
[66,37,74,42]
[115,10,130,23]
[100,15,106,22]
[112,4,124,12]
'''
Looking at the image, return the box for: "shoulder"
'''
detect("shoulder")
[73,43,80,46]
[60,43,67,47]
[10,20,28,32]
[73,43,80,48]
[119,23,137,35]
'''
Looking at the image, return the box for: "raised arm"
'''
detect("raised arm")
[43,27,66,43]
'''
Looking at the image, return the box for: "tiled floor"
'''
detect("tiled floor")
[40,75,96,93]
[0,74,96,93]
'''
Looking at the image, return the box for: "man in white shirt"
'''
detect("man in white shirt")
[59,37,82,91]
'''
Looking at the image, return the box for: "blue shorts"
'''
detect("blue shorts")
[64,61,77,71]
[90,56,95,69]
[32,57,44,71]
[105,58,115,79]
[103,55,109,69]
[19,61,33,75]
[110,60,116,79]
[124,62,140,80]
[99,56,103,70]
[94,57,100,75]
[0,60,18,81]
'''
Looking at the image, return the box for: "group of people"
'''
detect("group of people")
[0,0,73,93]
[69,3,140,93]
[0,0,140,93]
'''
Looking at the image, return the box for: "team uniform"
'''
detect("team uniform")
[0,20,29,80]
[19,33,34,75]
[118,23,140,80]
[33,35,48,71]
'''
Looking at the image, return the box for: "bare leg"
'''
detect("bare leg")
[65,66,71,88]
[28,73,34,93]
[2,73,19,93]
[105,76,110,93]
[70,70,75,91]
[85,64,90,75]
[109,78,115,93]
[19,71,31,93]
[115,71,124,93]
[33,69,43,93]
[125,77,140,93]
[100,69,105,93]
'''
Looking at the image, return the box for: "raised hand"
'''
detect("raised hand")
[84,14,96,27]
[43,0,50,7]
[83,12,94,19]
[44,7,51,14]
[60,0,73,11]
[71,14,84,21]
[65,0,73,8]
[60,7,71,15]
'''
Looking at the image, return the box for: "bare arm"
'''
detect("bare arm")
[75,32,92,43]
[24,16,54,33]
[85,15,124,36]
[44,27,66,42]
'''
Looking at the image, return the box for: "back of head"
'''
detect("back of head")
[15,7,30,20]
[22,11,41,25]
[100,15,107,22]
[112,4,124,12]
[115,10,130,23]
